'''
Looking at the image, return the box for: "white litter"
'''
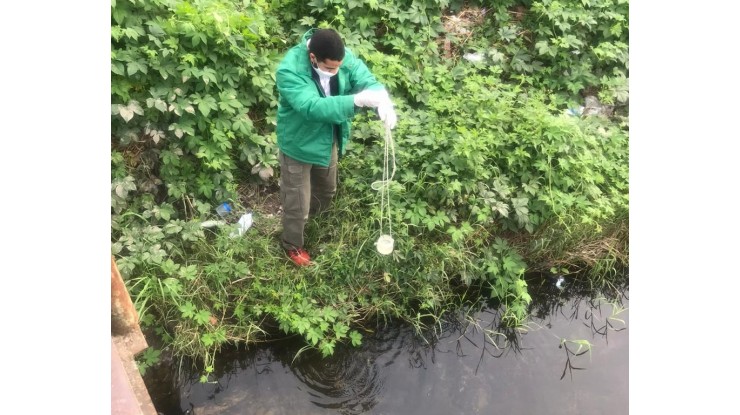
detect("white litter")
[229,213,253,238]
[463,52,484,62]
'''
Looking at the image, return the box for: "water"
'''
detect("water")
[145,276,628,415]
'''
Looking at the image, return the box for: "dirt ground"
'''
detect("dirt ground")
[236,181,282,216]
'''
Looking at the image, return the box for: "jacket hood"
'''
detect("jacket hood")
[300,28,318,45]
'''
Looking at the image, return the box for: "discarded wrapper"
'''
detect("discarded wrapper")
[229,213,253,238]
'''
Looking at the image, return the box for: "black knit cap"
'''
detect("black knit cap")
[308,29,346,62]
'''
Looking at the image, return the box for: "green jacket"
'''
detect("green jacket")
[276,29,385,166]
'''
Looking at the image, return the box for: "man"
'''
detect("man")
[275,28,397,266]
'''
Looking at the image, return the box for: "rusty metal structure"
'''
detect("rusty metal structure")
[111,256,158,415]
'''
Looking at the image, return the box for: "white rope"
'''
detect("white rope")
[372,126,396,254]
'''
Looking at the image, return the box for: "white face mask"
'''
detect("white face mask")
[312,64,336,78]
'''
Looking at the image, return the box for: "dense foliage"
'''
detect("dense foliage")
[111,0,629,379]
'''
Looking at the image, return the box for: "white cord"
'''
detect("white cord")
[374,126,396,240]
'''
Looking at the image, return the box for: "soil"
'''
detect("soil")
[236,181,282,216]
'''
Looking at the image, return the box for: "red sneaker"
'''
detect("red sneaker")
[286,248,311,267]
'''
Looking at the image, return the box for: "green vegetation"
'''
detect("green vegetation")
[111,0,629,379]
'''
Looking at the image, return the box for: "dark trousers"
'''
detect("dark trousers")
[278,141,338,250]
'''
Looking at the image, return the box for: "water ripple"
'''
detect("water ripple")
[291,349,384,414]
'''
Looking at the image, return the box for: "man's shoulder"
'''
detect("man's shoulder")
[340,47,363,69]
[278,45,304,68]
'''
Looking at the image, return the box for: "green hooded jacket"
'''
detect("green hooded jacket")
[276,29,385,166]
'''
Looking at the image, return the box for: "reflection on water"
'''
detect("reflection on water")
[293,341,384,413]
[146,273,628,415]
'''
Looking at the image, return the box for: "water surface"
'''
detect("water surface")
[146,277,628,415]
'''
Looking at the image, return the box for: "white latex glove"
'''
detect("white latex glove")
[353,89,388,108]
[378,101,397,130]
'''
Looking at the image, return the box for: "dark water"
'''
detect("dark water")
[145,276,628,415]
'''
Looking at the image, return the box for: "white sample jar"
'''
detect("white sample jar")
[376,234,394,255]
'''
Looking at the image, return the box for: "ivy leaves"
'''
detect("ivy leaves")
[112,0,282,204]
[191,93,218,116]
[112,100,144,123]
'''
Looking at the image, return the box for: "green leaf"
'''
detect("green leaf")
[201,67,218,85]
[179,302,197,319]
[492,201,509,217]
[349,330,362,347]
[492,238,509,254]
[201,333,215,347]
[498,25,517,42]
[503,256,523,274]
[146,97,167,113]
[123,27,143,40]
[126,60,148,76]
[194,310,211,326]
[333,322,349,339]
[535,41,555,57]
[306,328,321,345]
[158,204,174,220]
[197,95,217,116]
[319,340,335,357]
[119,106,134,122]
[147,21,166,37]
[160,259,179,275]
[180,265,198,281]
[112,6,126,25]
[112,62,125,76]
[294,318,310,335]
[163,277,182,297]
[128,100,144,115]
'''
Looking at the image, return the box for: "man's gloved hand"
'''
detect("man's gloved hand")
[378,101,397,130]
[353,89,388,108]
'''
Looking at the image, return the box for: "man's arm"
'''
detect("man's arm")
[345,51,397,129]
[277,66,356,124]
[345,52,385,94]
